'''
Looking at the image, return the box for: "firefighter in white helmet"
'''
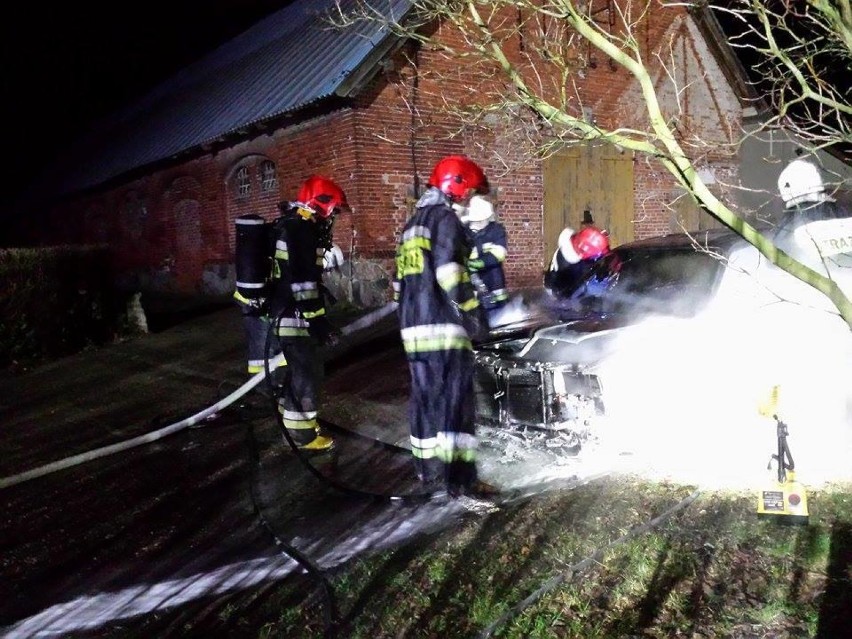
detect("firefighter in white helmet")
[777,158,831,209]
[774,156,851,280]
[775,158,847,228]
[460,195,509,326]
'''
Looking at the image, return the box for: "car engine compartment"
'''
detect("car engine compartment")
[473,330,605,453]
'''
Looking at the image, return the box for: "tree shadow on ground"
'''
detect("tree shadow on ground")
[788,523,822,605]
[634,538,690,628]
[816,521,852,638]
[331,485,602,638]
[333,535,439,638]
[599,535,696,636]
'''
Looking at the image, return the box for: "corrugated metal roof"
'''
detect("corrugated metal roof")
[49,0,412,199]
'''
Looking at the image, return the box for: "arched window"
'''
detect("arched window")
[236,166,251,197]
[260,160,278,192]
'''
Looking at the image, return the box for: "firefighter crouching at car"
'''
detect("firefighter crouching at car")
[544,225,611,299]
[461,195,509,327]
[394,155,497,497]
[268,175,348,451]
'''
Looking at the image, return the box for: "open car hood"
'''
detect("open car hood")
[516,314,636,369]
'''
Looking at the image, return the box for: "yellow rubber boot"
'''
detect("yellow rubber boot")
[299,432,334,451]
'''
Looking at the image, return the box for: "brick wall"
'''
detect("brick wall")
[43,1,742,298]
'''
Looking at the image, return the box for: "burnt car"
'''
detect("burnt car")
[473,217,852,453]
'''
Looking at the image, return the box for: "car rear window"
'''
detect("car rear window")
[570,247,723,317]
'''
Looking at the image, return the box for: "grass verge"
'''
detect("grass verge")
[95,475,852,638]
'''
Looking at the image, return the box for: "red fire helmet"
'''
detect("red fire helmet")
[571,226,610,260]
[427,155,489,202]
[297,175,348,218]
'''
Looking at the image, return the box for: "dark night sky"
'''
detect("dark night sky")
[1,1,291,209]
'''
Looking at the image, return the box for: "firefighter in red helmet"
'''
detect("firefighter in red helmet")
[394,155,498,497]
[544,224,611,299]
[269,175,348,451]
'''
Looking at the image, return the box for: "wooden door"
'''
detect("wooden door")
[542,144,634,262]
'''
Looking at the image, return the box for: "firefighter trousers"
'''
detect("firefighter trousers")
[277,337,323,446]
[236,302,284,376]
[407,349,478,490]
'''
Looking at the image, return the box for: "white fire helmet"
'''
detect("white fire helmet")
[465,195,495,231]
[778,159,826,208]
[553,227,581,267]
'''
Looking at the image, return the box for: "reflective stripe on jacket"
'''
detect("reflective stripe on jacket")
[468,220,508,308]
[394,188,484,356]
[267,206,327,332]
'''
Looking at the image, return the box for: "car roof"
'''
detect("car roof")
[613,228,745,254]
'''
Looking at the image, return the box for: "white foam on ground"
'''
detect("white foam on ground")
[3,492,487,637]
[3,556,299,638]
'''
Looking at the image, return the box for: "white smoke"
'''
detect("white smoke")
[488,295,536,328]
[596,305,852,489]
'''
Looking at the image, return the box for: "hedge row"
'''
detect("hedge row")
[0,246,132,367]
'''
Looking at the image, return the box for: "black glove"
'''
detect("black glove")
[309,316,341,346]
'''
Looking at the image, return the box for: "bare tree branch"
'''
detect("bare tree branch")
[332,0,852,326]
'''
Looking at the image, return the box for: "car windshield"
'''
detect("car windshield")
[566,247,723,318]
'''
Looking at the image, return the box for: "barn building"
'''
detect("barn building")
[12,0,762,308]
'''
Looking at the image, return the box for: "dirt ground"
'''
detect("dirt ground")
[1,304,529,636]
[2,305,850,639]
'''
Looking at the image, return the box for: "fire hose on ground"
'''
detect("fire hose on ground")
[259,306,445,506]
[0,302,400,492]
[0,301,404,639]
[0,293,670,639]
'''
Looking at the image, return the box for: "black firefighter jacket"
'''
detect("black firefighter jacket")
[394,188,488,358]
[267,206,327,339]
[467,220,508,309]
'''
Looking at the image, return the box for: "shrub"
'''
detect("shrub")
[0,245,126,367]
